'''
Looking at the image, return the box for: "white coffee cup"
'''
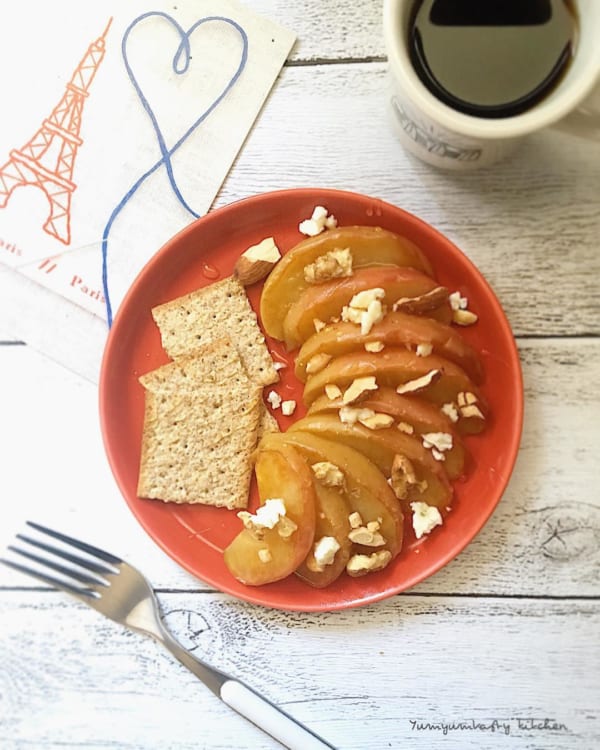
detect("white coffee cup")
[383,0,600,169]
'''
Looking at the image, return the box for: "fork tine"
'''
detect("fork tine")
[8,545,108,588]
[0,557,98,598]
[26,521,122,565]
[16,534,118,576]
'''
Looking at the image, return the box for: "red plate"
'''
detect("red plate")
[99,188,523,611]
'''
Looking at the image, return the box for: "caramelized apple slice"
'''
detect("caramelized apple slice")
[308,387,467,479]
[261,430,404,560]
[296,482,352,588]
[282,268,451,349]
[224,445,316,586]
[296,312,483,384]
[289,414,453,510]
[261,226,434,340]
[302,349,485,413]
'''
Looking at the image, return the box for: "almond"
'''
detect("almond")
[234,237,281,286]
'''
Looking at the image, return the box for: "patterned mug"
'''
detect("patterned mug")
[383,0,600,169]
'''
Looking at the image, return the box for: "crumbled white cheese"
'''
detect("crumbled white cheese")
[410,502,443,539]
[299,206,338,236]
[258,548,272,563]
[348,511,363,529]
[238,498,287,532]
[341,287,386,336]
[449,291,468,311]
[267,390,282,410]
[365,341,384,353]
[416,343,433,357]
[422,432,453,453]
[441,402,459,423]
[281,400,296,416]
[313,536,341,569]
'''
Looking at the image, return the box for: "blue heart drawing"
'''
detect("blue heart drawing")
[101,12,249,326]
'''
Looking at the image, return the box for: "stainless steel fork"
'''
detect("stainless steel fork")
[1,521,335,750]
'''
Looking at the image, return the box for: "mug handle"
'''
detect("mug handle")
[553,78,600,140]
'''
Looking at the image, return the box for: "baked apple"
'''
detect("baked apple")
[307,386,467,478]
[302,349,484,412]
[282,267,451,349]
[289,413,453,510]
[261,429,404,560]
[224,444,316,586]
[260,225,434,340]
[295,312,483,384]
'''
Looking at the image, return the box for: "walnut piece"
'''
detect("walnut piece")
[304,247,352,283]
[346,550,392,577]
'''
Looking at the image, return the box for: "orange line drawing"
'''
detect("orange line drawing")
[0,18,112,245]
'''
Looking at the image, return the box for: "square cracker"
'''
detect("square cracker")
[137,339,262,509]
[151,275,278,387]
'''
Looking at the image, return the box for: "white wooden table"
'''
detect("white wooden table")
[1,2,599,748]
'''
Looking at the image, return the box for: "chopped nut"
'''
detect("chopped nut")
[304,247,352,282]
[281,400,296,416]
[392,286,448,314]
[359,412,394,430]
[312,461,345,487]
[421,432,453,453]
[306,352,333,375]
[365,340,384,353]
[366,520,381,533]
[277,515,298,539]
[342,376,378,405]
[416,343,433,357]
[348,511,363,529]
[457,392,468,408]
[411,501,443,539]
[234,237,281,285]
[396,369,441,395]
[460,404,485,419]
[348,526,386,546]
[339,406,375,425]
[431,448,445,462]
[346,550,392,577]
[397,421,415,435]
[313,318,326,332]
[325,383,343,400]
[389,453,426,500]
[267,390,282,410]
[441,402,459,422]
[258,548,272,563]
[465,392,478,404]
[453,309,478,326]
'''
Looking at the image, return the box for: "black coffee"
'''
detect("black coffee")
[408,0,577,118]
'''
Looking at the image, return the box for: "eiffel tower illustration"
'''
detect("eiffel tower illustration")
[0,18,112,245]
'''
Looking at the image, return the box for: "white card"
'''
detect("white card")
[0,0,295,379]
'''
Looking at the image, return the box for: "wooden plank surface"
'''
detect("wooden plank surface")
[1,592,597,749]
[1,2,599,748]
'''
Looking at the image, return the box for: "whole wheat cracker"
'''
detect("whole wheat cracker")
[151,275,278,387]
[137,337,262,509]
[137,388,261,509]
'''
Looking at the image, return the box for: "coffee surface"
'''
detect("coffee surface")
[409,0,576,118]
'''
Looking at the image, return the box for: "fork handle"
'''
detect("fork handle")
[157,627,335,748]
[220,679,336,749]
